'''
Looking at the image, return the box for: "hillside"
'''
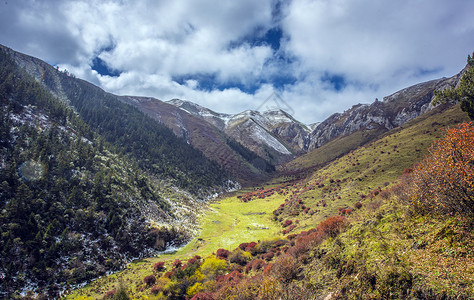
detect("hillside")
[67,100,472,299]
[0,45,229,298]
[120,96,274,186]
[1,44,231,196]
[2,43,473,299]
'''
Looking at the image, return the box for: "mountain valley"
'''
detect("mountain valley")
[0,44,473,299]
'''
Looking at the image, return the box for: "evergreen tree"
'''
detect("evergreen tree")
[434,53,474,120]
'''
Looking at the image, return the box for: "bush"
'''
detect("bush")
[271,255,299,283]
[143,274,156,287]
[237,242,249,251]
[188,255,201,265]
[201,257,228,280]
[403,122,474,218]
[319,216,346,237]
[150,285,161,295]
[245,259,266,273]
[216,248,231,259]
[172,259,182,269]
[153,261,165,272]
[262,252,274,261]
[228,250,250,266]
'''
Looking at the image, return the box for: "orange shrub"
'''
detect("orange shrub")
[318,216,346,237]
[403,122,474,217]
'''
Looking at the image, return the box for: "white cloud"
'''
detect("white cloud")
[1,0,474,124]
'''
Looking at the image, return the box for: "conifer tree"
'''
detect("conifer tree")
[434,52,474,120]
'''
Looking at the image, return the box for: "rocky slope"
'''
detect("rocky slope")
[168,99,311,164]
[308,75,460,150]
[120,96,274,185]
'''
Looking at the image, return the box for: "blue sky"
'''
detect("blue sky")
[1,0,473,123]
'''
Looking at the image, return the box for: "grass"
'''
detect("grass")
[306,198,474,298]
[273,104,469,228]
[65,191,285,299]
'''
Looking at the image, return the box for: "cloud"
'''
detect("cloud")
[1,0,474,124]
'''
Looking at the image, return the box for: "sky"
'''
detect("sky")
[1,0,473,124]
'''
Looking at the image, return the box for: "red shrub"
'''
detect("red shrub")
[282,224,297,235]
[216,248,231,259]
[244,242,257,251]
[163,271,173,278]
[263,263,274,275]
[238,242,249,251]
[354,202,363,209]
[188,255,201,265]
[262,251,274,261]
[282,219,293,228]
[217,270,244,285]
[245,259,266,272]
[143,274,156,287]
[153,261,165,272]
[274,240,286,248]
[172,259,182,268]
[318,216,346,237]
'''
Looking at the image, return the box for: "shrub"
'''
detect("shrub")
[262,251,274,261]
[172,259,182,269]
[379,189,391,200]
[188,255,201,265]
[237,242,249,251]
[244,242,257,250]
[354,202,363,209]
[153,261,165,272]
[201,257,228,280]
[228,250,250,266]
[216,248,231,259]
[403,122,474,218]
[163,271,173,278]
[271,255,299,283]
[150,285,161,295]
[245,259,266,273]
[282,220,293,228]
[104,289,116,299]
[319,216,346,237]
[282,224,297,234]
[143,274,156,287]
[216,270,244,286]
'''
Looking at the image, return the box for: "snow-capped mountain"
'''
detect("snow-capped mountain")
[167,100,313,163]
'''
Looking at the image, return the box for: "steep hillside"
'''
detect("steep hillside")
[1,44,230,196]
[0,47,204,298]
[120,96,274,185]
[308,75,460,151]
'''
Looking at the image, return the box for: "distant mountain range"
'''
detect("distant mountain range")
[2,43,462,186]
[123,73,460,179]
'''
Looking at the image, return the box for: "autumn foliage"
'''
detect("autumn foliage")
[403,122,474,218]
